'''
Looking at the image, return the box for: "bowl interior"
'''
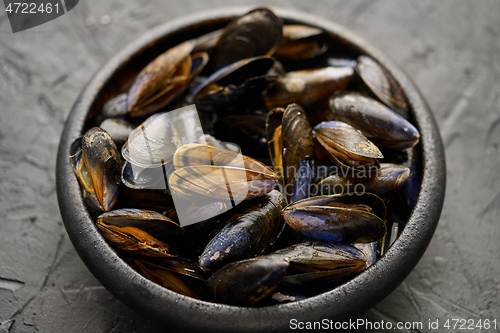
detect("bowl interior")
[57,7,445,333]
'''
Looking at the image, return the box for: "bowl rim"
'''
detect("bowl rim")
[56,6,446,332]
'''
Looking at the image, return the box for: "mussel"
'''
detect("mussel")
[281,104,314,202]
[81,127,121,211]
[274,25,328,61]
[201,255,289,306]
[316,163,410,197]
[264,66,353,111]
[208,8,282,72]
[356,55,409,118]
[282,193,387,243]
[199,190,286,270]
[330,92,420,149]
[313,120,383,170]
[127,40,208,117]
[169,143,278,201]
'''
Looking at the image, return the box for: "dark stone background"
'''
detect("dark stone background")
[0,1,498,332]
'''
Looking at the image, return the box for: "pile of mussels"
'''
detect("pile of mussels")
[69,8,421,306]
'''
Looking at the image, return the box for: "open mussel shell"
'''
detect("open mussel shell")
[282,104,314,202]
[330,92,420,149]
[121,105,204,169]
[82,127,121,212]
[314,120,383,170]
[96,221,176,258]
[317,163,410,197]
[169,143,277,201]
[97,208,185,239]
[126,40,206,117]
[208,8,282,72]
[264,66,353,111]
[201,255,289,306]
[282,193,387,243]
[274,25,328,61]
[199,190,286,270]
[356,55,409,119]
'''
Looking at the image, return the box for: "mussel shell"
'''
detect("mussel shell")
[356,55,409,119]
[209,8,282,72]
[353,242,377,267]
[281,264,364,289]
[201,255,289,306]
[213,114,268,161]
[121,105,204,169]
[69,136,93,193]
[316,163,410,197]
[199,190,286,270]
[138,257,206,281]
[100,93,128,120]
[330,92,420,149]
[126,40,196,117]
[121,161,171,190]
[97,208,185,239]
[265,107,284,181]
[170,143,277,201]
[314,120,383,170]
[282,104,314,202]
[96,222,175,258]
[271,242,366,272]
[282,193,387,243]
[82,127,121,211]
[274,25,328,61]
[99,118,135,149]
[193,56,279,113]
[264,66,353,111]
[130,259,199,298]
[192,29,223,54]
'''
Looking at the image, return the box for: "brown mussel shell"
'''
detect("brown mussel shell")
[356,55,409,119]
[96,222,175,258]
[127,40,196,117]
[264,66,353,111]
[317,163,410,197]
[208,8,282,72]
[169,143,278,201]
[97,208,185,239]
[82,127,121,211]
[313,120,383,170]
[274,25,328,61]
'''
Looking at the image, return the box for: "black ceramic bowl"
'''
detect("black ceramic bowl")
[56,7,446,333]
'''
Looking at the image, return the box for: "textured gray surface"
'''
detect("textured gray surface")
[0,1,498,332]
